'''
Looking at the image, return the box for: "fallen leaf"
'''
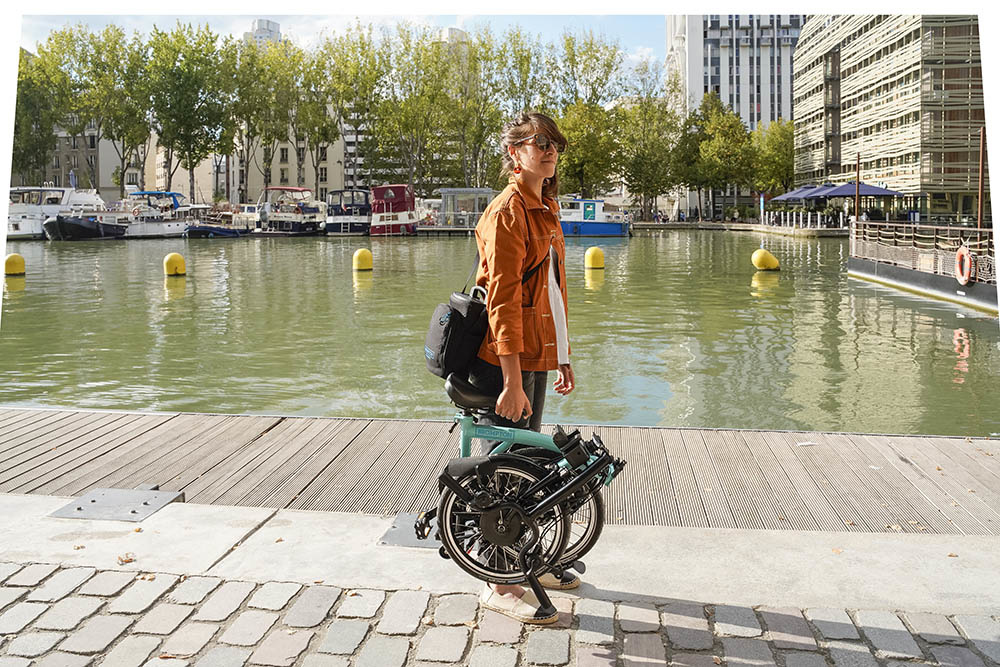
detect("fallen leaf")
[713,657,723,665]
[887,525,901,531]
[463,620,478,629]
[796,441,817,447]
[948,553,958,558]
[777,516,786,521]
[117,552,136,565]
[275,538,284,543]
[158,654,180,660]
[73,545,85,551]
[134,527,143,533]
[908,520,918,525]
[422,616,433,625]
[918,526,927,531]
[936,466,943,471]
[313,580,324,584]
[832,548,843,554]
[349,591,361,597]
[844,520,855,527]
[968,489,976,493]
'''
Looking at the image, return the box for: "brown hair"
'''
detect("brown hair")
[500,111,567,200]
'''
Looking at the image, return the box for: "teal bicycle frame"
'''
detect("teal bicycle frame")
[454,413,619,486]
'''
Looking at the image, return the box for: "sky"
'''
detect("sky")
[19,14,667,67]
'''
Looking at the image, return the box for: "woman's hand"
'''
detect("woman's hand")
[553,364,575,396]
[496,384,532,422]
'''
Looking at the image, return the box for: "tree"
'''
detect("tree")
[499,27,552,116]
[300,49,341,197]
[700,103,757,218]
[148,23,233,202]
[257,39,302,190]
[228,37,268,202]
[617,60,681,220]
[13,50,60,185]
[557,101,620,199]
[752,118,794,195]
[549,29,624,110]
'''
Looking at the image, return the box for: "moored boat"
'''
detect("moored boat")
[559,198,630,237]
[255,187,324,237]
[11,186,107,240]
[370,184,418,236]
[43,213,128,241]
[323,189,371,236]
[117,191,192,238]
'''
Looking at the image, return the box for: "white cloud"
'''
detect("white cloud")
[625,45,655,65]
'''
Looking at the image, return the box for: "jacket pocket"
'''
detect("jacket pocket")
[520,306,543,360]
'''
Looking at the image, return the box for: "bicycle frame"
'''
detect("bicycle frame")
[454,413,560,458]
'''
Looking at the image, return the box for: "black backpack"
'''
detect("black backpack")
[424,251,547,379]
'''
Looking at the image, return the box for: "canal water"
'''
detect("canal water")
[2,232,998,436]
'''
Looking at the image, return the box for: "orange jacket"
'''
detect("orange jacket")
[475,178,569,372]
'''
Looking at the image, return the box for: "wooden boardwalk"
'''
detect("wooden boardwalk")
[1,407,998,536]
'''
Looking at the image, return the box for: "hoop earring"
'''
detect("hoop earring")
[513,163,522,175]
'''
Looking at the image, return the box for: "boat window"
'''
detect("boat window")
[560,202,580,210]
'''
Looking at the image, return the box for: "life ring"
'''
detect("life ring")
[132,207,141,217]
[954,246,973,285]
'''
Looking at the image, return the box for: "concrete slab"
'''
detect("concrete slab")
[0,493,272,575]
[207,510,478,594]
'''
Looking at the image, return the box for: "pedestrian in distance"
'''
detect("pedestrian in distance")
[466,111,577,624]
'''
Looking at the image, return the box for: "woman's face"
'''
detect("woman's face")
[510,132,560,181]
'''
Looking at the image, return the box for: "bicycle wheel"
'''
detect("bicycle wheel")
[514,447,606,566]
[436,457,570,585]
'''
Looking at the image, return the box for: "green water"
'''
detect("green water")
[2,232,998,436]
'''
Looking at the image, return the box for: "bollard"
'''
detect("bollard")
[353,248,373,271]
[4,254,26,276]
[163,253,186,276]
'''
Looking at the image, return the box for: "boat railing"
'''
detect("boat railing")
[850,221,996,285]
[420,212,479,229]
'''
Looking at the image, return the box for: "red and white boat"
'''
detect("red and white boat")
[369,184,418,236]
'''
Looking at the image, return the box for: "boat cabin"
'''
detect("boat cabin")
[559,198,605,223]
[327,189,371,217]
[371,185,415,214]
[436,188,495,228]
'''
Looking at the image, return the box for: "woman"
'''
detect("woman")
[468,111,577,624]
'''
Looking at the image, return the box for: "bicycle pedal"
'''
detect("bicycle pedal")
[570,559,587,575]
[438,546,451,560]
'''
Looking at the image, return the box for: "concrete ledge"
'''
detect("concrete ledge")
[632,222,848,237]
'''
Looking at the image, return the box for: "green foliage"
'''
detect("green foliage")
[549,29,623,109]
[499,26,552,116]
[699,99,757,214]
[557,101,620,199]
[752,118,794,194]
[13,50,59,184]
[227,37,268,201]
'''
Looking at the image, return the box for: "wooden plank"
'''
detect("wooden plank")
[679,430,737,528]
[657,429,708,527]
[739,430,822,531]
[0,412,130,477]
[710,430,787,530]
[0,410,83,455]
[917,436,1000,490]
[847,434,991,536]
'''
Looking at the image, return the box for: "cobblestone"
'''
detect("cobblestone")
[317,619,370,654]
[247,582,300,611]
[78,571,135,597]
[715,605,764,638]
[931,645,988,667]
[723,638,776,667]
[99,635,162,667]
[35,652,92,667]
[4,563,58,587]
[0,587,26,611]
[524,628,570,665]
[193,581,256,622]
[783,652,827,667]
[219,610,279,646]
[0,601,49,633]
[0,563,22,584]
[853,610,922,659]
[162,622,220,655]
[902,612,964,645]
[759,606,817,650]
[354,634,409,667]
[416,625,470,662]
[132,602,194,634]
[27,568,95,602]
[248,629,313,666]
[468,644,519,667]
[827,640,879,667]
[618,601,660,632]
[577,645,618,667]
[622,633,666,666]
[283,585,341,627]
[0,658,32,667]
[301,656,348,667]
[477,609,523,643]
[377,590,430,635]
[169,576,223,605]
[57,614,133,654]
[804,608,860,640]
[577,599,615,645]
[334,588,381,619]
[671,653,721,667]
[195,646,252,667]
[5,632,65,658]
[952,615,1000,663]
[433,593,479,625]
[108,575,178,614]
[662,602,713,650]
[34,596,103,630]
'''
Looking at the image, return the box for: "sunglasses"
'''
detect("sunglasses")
[514,133,566,154]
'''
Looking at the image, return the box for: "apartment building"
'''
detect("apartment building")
[793,15,989,222]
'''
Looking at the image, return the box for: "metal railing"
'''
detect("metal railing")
[416,212,481,230]
[850,221,996,285]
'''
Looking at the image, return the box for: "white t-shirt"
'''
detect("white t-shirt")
[546,247,569,365]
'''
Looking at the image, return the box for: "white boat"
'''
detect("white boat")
[254,187,325,237]
[116,191,193,238]
[232,203,260,230]
[322,189,371,236]
[8,185,107,240]
[559,198,630,237]
[370,184,418,236]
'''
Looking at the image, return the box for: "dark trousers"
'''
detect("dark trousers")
[467,357,548,455]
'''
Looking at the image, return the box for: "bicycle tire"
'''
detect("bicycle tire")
[436,457,570,585]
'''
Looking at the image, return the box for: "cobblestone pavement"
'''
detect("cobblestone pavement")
[1,561,998,667]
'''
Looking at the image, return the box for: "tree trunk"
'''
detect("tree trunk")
[165,150,173,192]
[189,165,196,203]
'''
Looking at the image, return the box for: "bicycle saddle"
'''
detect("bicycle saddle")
[445,373,497,409]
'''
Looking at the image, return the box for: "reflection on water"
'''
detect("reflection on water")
[1,233,997,436]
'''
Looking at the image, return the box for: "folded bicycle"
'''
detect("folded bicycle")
[415,373,626,617]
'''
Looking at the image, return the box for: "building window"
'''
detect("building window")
[126,171,138,185]
[89,135,96,149]
[52,174,61,186]
[239,169,246,185]
[319,167,327,183]
[71,155,78,168]
[280,148,289,163]
[53,155,60,168]
[319,187,327,201]
[319,147,327,161]
[87,155,95,168]
[296,147,304,163]
[72,136,78,149]
[280,168,288,184]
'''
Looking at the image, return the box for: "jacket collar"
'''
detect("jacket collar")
[508,176,548,211]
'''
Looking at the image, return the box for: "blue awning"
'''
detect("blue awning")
[820,182,905,198]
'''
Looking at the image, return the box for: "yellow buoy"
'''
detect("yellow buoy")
[751,248,780,271]
[585,246,605,269]
[164,276,187,301]
[164,252,186,276]
[4,253,26,276]
[353,248,373,272]
[4,277,26,293]
[584,267,605,291]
